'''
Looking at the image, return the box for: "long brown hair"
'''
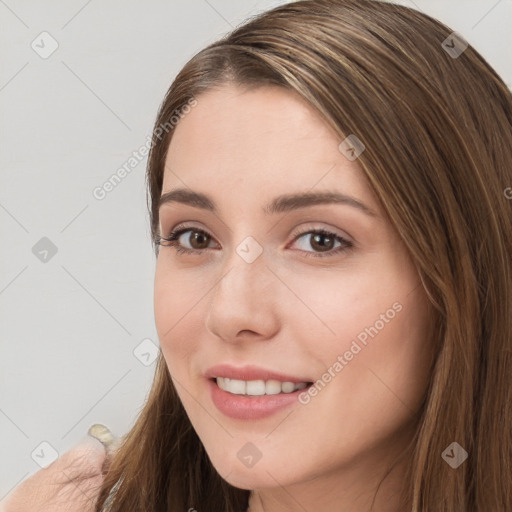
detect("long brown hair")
[94,1,512,510]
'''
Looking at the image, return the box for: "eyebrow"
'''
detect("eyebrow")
[158,188,377,217]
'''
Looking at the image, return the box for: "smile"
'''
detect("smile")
[207,378,313,420]
[204,364,314,420]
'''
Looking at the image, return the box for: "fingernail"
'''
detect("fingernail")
[88,423,115,448]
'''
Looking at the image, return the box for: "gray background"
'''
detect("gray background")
[1,0,511,501]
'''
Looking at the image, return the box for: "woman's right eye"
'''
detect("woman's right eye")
[157,227,217,255]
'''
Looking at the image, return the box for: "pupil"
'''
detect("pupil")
[312,233,333,252]
[191,231,208,249]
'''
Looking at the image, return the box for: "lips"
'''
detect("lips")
[205,364,314,420]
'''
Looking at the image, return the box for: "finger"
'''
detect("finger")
[87,423,120,459]
[51,435,107,482]
[1,436,107,512]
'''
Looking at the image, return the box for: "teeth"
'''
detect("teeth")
[216,377,308,396]
[247,380,266,395]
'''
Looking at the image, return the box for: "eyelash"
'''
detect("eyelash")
[156,224,354,259]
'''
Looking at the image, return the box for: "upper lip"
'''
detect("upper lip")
[205,364,312,383]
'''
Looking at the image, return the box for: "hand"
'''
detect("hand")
[1,432,110,512]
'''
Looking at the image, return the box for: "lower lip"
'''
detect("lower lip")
[208,378,310,420]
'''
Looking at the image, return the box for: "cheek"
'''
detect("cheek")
[308,282,432,439]
[153,262,205,374]
[279,261,410,346]
[286,254,432,417]
[286,296,432,475]
[362,287,434,407]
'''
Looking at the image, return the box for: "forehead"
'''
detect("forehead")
[162,84,377,212]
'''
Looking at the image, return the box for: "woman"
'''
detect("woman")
[7,0,512,511]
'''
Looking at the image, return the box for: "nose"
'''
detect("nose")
[204,247,280,344]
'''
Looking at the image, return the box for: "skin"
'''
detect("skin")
[154,84,434,512]
[1,436,107,512]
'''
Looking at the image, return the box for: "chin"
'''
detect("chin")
[207,446,305,490]
[218,466,282,491]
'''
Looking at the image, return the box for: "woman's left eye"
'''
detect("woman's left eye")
[290,229,353,258]
[156,226,353,258]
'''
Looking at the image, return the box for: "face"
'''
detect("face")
[154,84,433,494]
